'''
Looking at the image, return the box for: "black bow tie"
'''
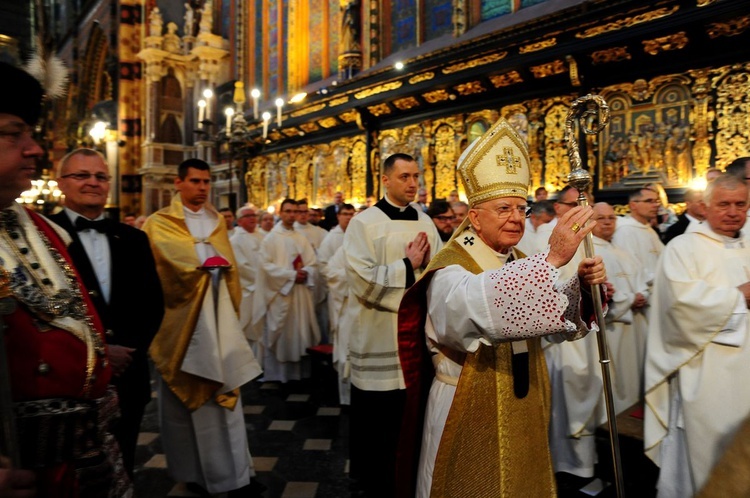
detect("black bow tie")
[75,217,110,233]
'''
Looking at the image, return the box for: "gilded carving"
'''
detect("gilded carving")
[713,65,750,169]
[368,103,391,116]
[354,81,403,99]
[642,32,688,55]
[707,16,750,38]
[566,55,581,87]
[409,72,434,84]
[282,128,301,137]
[543,103,570,190]
[689,67,714,175]
[519,38,556,54]
[454,81,486,96]
[529,60,567,78]
[575,6,679,39]
[291,103,326,117]
[590,47,631,65]
[328,96,350,107]
[489,71,523,88]
[339,110,359,123]
[299,122,320,133]
[393,97,420,110]
[318,117,340,128]
[434,124,458,198]
[442,52,507,74]
[351,140,367,203]
[422,89,451,103]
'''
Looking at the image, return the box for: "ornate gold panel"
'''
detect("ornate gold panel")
[543,102,571,190]
[328,96,350,107]
[575,6,679,39]
[368,103,392,116]
[422,89,451,103]
[354,81,403,99]
[291,103,326,117]
[591,47,631,65]
[442,52,507,74]
[454,81,486,96]
[282,127,301,137]
[393,97,420,110]
[707,16,750,38]
[519,38,556,54]
[299,122,320,133]
[713,63,750,169]
[529,60,567,78]
[433,123,459,198]
[409,72,435,84]
[642,32,688,55]
[351,140,367,203]
[318,117,339,128]
[489,71,523,88]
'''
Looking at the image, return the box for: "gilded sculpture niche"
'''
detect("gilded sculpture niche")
[403,124,433,193]
[544,101,572,190]
[713,63,750,169]
[432,123,459,198]
[350,139,367,203]
[598,77,693,189]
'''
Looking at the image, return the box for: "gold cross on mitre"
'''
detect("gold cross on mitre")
[496,147,520,175]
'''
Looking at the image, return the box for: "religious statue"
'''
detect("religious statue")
[163,23,182,53]
[184,3,195,37]
[339,0,361,54]
[149,7,163,37]
[200,0,214,35]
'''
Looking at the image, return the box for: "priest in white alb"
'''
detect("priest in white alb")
[144,159,262,494]
[645,174,750,497]
[253,198,320,382]
[397,118,608,498]
[591,202,650,412]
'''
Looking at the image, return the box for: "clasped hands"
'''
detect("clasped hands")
[406,232,431,270]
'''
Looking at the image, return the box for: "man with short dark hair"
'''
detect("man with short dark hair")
[219,207,236,237]
[612,186,664,284]
[662,190,706,244]
[50,147,164,478]
[322,191,344,230]
[725,157,750,184]
[144,158,261,494]
[344,152,442,497]
[0,61,129,496]
[535,186,549,201]
[427,199,455,242]
[253,199,320,382]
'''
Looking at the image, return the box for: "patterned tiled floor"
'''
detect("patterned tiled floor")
[132,377,350,497]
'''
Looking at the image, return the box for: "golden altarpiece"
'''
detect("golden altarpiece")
[135,0,750,214]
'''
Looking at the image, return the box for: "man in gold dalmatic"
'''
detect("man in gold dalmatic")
[143,158,262,494]
[397,118,607,498]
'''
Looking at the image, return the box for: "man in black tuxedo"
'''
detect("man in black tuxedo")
[321,190,344,230]
[662,189,705,244]
[49,148,164,477]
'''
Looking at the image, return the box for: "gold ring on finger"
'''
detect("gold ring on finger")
[571,222,581,233]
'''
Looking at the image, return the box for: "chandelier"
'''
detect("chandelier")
[16,169,62,213]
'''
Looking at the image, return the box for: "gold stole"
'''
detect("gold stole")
[145,197,242,411]
[427,237,556,498]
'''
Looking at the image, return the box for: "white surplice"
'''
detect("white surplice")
[230,227,264,355]
[323,245,351,404]
[645,223,750,497]
[418,233,595,498]
[253,223,320,382]
[343,202,442,391]
[612,215,663,285]
[516,217,553,256]
[160,206,262,494]
[593,235,650,413]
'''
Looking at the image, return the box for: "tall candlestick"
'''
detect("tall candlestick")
[197,99,206,128]
[225,107,234,136]
[202,88,213,121]
[275,98,284,127]
[262,111,271,139]
[251,88,261,120]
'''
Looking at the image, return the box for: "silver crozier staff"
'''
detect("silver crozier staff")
[564,94,625,498]
[0,268,19,467]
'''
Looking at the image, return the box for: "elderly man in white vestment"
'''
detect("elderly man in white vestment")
[144,159,262,494]
[515,199,555,255]
[591,202,650,412]
[396,118,607,498]
[230,205,265,356]
[253,198,320,382]
[344,152,442,497]
[645,174,750,497]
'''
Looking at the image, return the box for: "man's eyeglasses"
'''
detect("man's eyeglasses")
[475,205,530,219]
[433,215,456,222]
[555,201,578,207]
[60,172,111,183]
[632,199,660,204]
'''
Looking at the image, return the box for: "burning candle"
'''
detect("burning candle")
[251,88,261,120]
[262,111,271,139]
[275,98,284,127]
[225,107,234,136]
